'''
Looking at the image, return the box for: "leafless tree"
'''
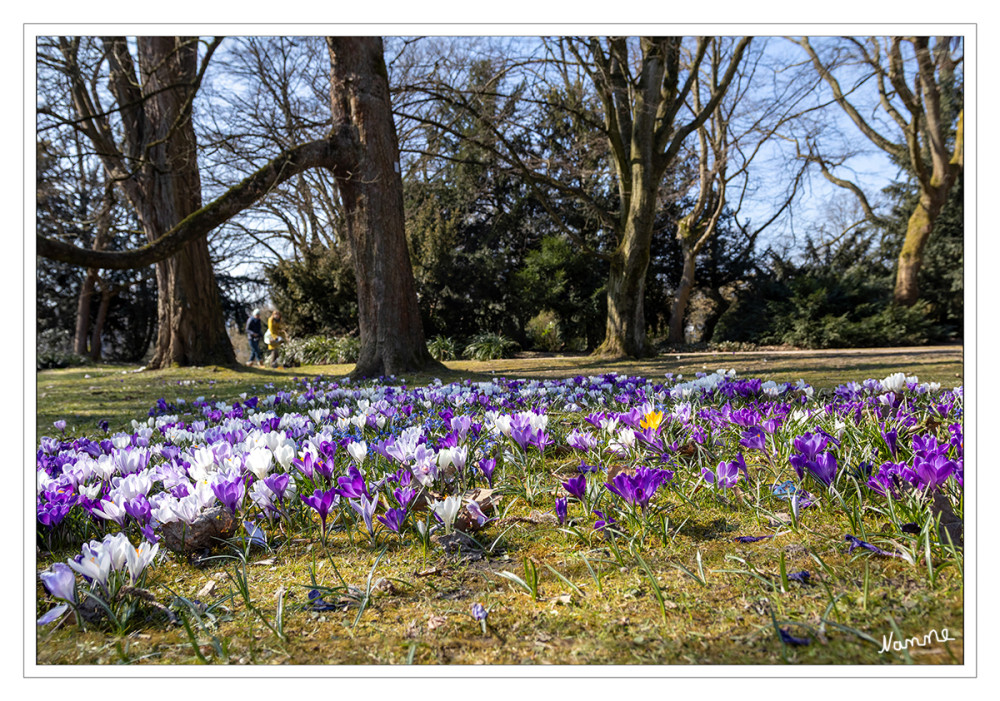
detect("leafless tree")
[793,36,963,306]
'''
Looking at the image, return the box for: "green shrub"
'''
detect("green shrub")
[37,351,88,370]
[525,310,563,352]
[462,332,520,361]
[278,335,361,366]
[427,335,458,361]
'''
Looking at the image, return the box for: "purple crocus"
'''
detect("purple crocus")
[809,452,838,488]
[554,496,568,525]
[703,459,742,490]
[300,487,340,539]
[393,486,416,509]
[881,425,899,459]
[605,466,672,509]
[779,628,810,646]
[477,458,497,487]
[376,506,407,533]
[562,474,587,501]
[211,478,246,515]
[740,427,767,452]
[913,454,957,490]
[263,473,291,502]
[40,562,76,604]
[337,465,369,499]
[792,433,828,460]
[124,495,153,526]
[593,510,616,533]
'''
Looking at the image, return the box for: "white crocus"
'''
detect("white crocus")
[67,542,113,590]
[430,495,462,535]
[245,447,274,481]
[125,540,160,583]
[273,442,296,471]
[347,440,368,465]
[880,372,907,393]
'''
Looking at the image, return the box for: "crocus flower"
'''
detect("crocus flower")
[554,497,568,525]
[346,440,368,465]
[779,628,810,646]
[471,602,488,621]
[244,448,274,481]
[566,429,598,452]
[740,427,767,452]
[592,510,616,533]
[40,562,76,604]
[467,499,491,527]
[124,540,160,584]
[393,486,416,509]
[67,542,113,592]
[913,454,957,490]
[808,452,838,488]
[792,432,827,459]
[300,487,340,538]
[211,477,246,515]
[263,473,291,502]
[605,466,672,509]
[639,410,663,431]
[350,494,380,537]
[376,507,407,533]
[703,459,742,490]
[476,458,496,487]
[430,495,462,535]
[337,465,369,499]
[124,495,153,526]
[562,475,587,501]
[881,425,899,459]
[53,420,67,434]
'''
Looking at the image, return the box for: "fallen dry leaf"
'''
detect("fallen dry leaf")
[427,614,447,631]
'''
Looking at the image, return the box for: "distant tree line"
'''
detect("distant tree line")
[36,35,963,371]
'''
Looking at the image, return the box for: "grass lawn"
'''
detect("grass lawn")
[32,346,965,666]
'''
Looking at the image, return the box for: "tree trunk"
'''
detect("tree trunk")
[893,188,949,307]
[700,286,729,343]
[74,270,98,355]
[89,284,114,362]
[595,164,661,358]
[133,37,235,368]
[667,239,698,344]
[326,37,440,378]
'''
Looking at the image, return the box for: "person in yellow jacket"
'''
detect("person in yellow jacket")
[266,310,287,368]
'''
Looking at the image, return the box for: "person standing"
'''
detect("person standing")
[245,308,264,367]
[267,310,287,368]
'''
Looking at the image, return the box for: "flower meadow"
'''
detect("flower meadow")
[35,369,964,664]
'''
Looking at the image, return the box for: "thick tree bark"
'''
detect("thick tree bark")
[894,189,949,306]
[128,37,234,368]
[597,176,659,357]
[327,37,440,378]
